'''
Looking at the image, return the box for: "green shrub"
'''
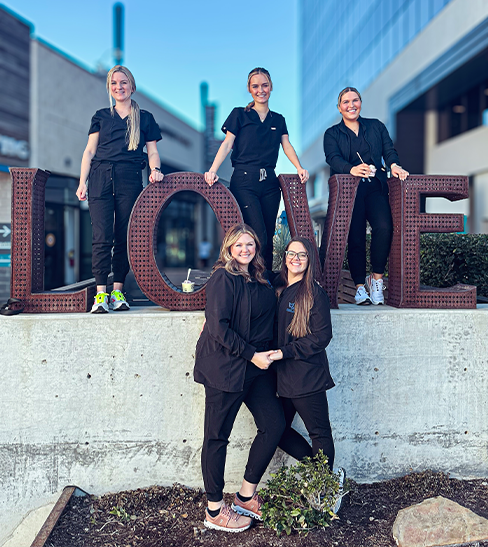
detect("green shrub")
[420,234,488,296]
[342,233,488,297]
[259,451,345,536]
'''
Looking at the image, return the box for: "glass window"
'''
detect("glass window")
[391,16,402,56]
[419,0,430,28]
[432,0,447,16]
[383,25,392,67]
[406,1,416,43]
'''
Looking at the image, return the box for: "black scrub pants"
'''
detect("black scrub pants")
[278,391,335,470]
[202,372,285,502]
[348,178,393,286]
[230,167,281,271]
[88,162,143,286]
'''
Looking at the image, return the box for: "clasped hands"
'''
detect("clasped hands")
[251,349,284,370]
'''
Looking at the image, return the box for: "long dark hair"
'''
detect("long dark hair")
[212,224,267,284]
[276,237,318,337]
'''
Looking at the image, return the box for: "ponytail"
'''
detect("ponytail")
[127,99,140,151]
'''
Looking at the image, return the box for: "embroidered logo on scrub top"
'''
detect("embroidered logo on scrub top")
[286,302,295,313]
[271,127,276,130]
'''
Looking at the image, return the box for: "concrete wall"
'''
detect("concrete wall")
[1,305,488,544]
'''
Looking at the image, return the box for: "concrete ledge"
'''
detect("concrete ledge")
[1,305,487,544]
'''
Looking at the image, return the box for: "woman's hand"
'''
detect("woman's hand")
[297,168,309,184]
[204,171,219,186]
[149,169,164,183]
[76,182,87,201]
[391,164,409,181]
[268,350,283,361]
[251,351,274,370]
[350,163,371,178]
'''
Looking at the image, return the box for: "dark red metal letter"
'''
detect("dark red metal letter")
[388,175,476,308]
[128,172,243,311]
[9,168,95,312]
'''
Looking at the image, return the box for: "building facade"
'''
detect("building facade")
[301,0,488,234]
[0,5,230,303]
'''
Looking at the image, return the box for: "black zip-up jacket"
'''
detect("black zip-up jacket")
[194,268,275,393]
[275,280,335,398]
[323,117,400,194]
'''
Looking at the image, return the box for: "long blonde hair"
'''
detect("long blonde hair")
[212,224,267,284]
[244,67,273,112]
[106,65,140,151]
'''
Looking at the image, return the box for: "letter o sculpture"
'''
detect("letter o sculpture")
[128,172,243,310]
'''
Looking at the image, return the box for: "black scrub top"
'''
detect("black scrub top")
[89,107,162,165]
[222,107,288,169]
[246,279,276,379]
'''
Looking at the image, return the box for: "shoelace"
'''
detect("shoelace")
[95,292,109,303]
[371,278,384,291]
[220,505,240,521]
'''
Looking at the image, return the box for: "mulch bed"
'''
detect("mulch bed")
[46,471,488,547]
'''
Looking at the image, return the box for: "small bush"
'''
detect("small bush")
[420,234,488,296]
[259,451,345,535]
[342,233,488,297]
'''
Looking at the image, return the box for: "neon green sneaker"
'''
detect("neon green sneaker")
[110,290,130,311]
[91,292,109,314]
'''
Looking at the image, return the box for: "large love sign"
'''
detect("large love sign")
[8,168,476,312]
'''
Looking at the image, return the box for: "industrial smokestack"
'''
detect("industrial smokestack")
[113,3,124,66]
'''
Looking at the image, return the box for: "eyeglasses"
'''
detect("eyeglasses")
[285,250,308,260]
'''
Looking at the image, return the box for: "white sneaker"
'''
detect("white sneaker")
[91,292,109,313]
[110,290,130,311]
[365,274,384,305]
[354,285,371,305]
[333,468,346,514]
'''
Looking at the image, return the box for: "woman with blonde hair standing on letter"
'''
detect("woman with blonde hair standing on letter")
[323,87,409,305]
[205,67,309,270]
[76,65,163,313]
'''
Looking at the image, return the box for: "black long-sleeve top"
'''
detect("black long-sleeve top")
[194,268,276,393]
[274,280,335,398]
[323,116,400,193]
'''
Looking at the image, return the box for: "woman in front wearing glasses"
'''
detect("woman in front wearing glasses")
[270,237,344,510]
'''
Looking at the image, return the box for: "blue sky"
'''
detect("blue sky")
[3,0,302,172]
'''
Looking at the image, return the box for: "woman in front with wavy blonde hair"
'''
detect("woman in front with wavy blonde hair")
[76,66,164,313]
[194,223,285,532]
[204,67,309,270]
